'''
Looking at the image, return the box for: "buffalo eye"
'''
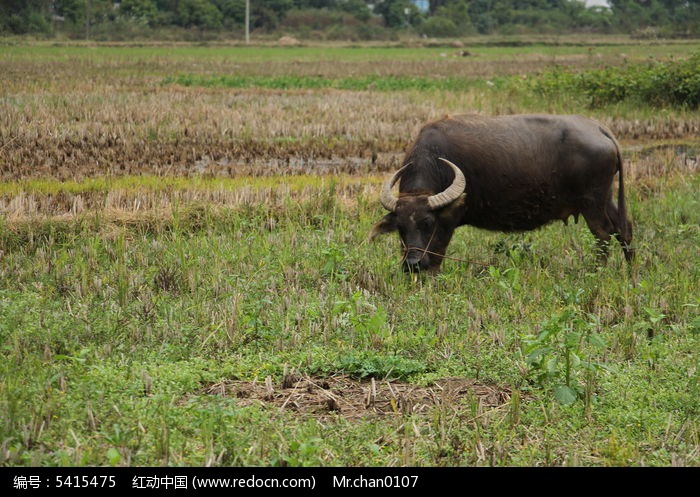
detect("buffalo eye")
[417,215,435,232]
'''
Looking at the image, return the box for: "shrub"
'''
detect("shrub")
[280,8,339,31]
[418,16,459,38]
[530,52,700,109]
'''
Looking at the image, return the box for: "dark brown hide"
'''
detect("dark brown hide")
[371,113,634,273]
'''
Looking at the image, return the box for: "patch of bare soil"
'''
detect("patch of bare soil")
[201,374,513,420]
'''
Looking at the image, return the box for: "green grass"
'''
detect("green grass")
[0,37,697,468]
[162,51,700,110]
[1,39,698,63]
[1,173,697,466]
[162,74,491,92]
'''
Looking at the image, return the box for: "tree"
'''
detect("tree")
[176,0,224,29]
[152,0,179,11]
[420,15,459,36]
[214,0,247,25]
[0,0,52,33]
[54,0,114,25]
[54,0,85,24]
[250,0,294,30]
[338,0,372,21]
[373,0,416,27]
[608,0,668,30]
[3,0,698,37]
[434,0,475,33]
[120,0,159,25]
[420,0,476,35]
[292,0,337,7]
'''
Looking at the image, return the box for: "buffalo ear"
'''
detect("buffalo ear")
[369,213,398,241]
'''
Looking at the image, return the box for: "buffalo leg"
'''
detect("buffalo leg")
[582,208,615,263]
[606,199,634,262]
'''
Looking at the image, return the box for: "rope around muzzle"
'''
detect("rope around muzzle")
[401,246,493,267]
[399,227,493,268]
[400,225,438,268]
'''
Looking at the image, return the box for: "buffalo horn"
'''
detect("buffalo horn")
[379,163,411,212]
[427,158,466,210]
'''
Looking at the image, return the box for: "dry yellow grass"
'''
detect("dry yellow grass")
[1,43,697,223]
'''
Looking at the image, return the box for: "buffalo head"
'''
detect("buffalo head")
[370,158,466,274]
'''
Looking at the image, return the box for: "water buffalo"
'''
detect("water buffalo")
[370,113,634,273]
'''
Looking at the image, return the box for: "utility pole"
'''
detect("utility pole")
[85,0,90,41]
[245,0,250,45]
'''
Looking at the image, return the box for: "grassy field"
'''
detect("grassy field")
[0,36,698,467]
